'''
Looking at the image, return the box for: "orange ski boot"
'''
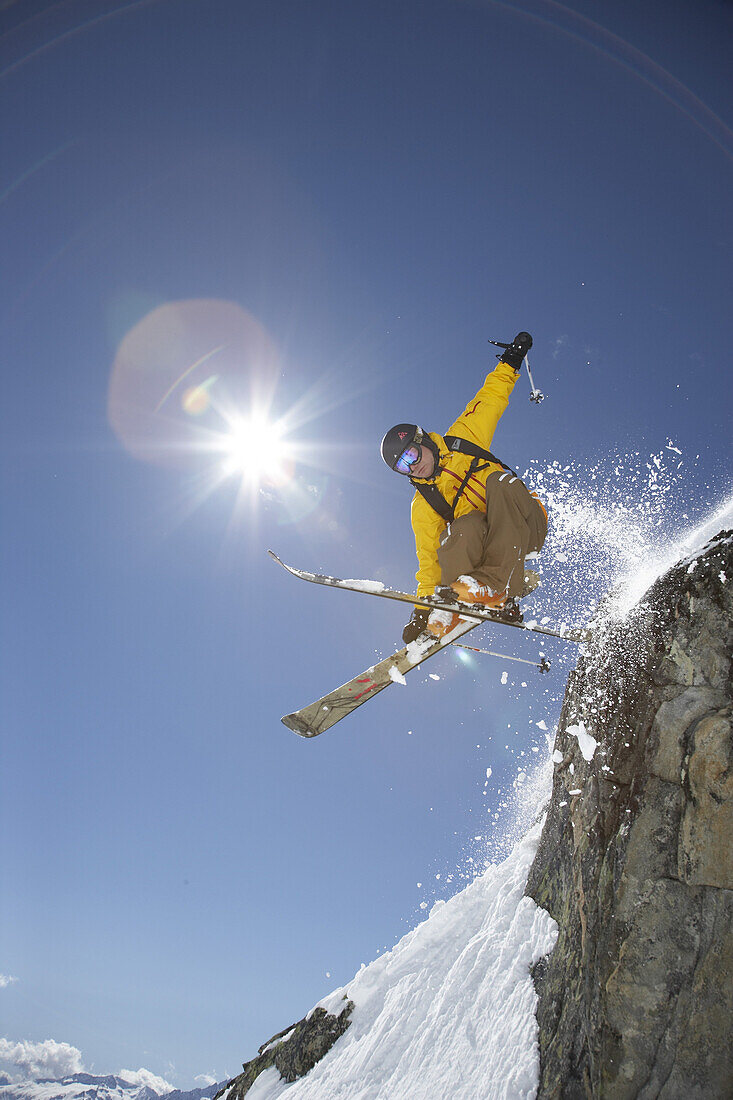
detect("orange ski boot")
[425,608,464,639]
[450,575,508,610]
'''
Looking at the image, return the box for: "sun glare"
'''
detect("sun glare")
[222,411,293,486]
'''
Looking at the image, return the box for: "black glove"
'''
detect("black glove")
[491,331,533,372]
[402,606,430,643]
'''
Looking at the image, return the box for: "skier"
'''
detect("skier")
[380,332,547,642]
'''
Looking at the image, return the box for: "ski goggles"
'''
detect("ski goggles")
[394,443,421,475]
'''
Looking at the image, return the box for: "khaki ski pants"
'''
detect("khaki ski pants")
[436,471,547,599]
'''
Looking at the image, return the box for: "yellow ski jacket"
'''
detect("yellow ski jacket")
[410,361,521,599]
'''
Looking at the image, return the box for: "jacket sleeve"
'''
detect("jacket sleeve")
[446,361,518,449]
[411,491,446,600]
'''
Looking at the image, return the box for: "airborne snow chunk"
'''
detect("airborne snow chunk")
[567,721,598,762]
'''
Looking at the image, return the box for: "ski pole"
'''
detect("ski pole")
[523,354,544,404]
[451,642,551,672]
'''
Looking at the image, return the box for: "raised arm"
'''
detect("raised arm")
[445,360,519,450]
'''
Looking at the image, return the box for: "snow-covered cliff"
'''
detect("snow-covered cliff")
[216,520,732,1099]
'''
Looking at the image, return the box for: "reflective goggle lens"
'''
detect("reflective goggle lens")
[395,444,420,474]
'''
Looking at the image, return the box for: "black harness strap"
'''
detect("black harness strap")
[410,436,516,523]
[443,436,517,477]
[410,481,455,523]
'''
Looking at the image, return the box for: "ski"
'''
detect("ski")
[281,616,481,737]
[270,550,589,737]
[267,550,590,643]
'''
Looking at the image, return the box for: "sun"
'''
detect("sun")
[221,410,294,487]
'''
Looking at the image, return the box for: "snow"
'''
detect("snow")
[388,667,407,686]
[243,824,556,1099]
[427,609,455,630]
[259,1031,296,1055]
[405,635,433,661]
[525,450,732,627]
[341,579,387,594]
[567,721,598,762]
[0,1075,176,1100]
[611,491,733,616]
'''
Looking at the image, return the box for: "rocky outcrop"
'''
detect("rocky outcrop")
[214,999,354,1100]
[526,530,733,1098]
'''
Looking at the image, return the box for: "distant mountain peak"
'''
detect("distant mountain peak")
[0,1073,231,1100]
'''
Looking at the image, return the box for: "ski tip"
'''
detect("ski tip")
[281,713,317,737]
[267,548,281,563]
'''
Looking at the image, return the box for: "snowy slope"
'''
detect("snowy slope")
[224,822,556,1100]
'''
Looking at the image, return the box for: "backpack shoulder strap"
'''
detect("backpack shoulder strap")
[443,435,517,476]
[410,438,518,524]
[411,454,484,524]
[410,480,455,524]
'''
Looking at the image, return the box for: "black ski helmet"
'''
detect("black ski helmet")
[380,424,439,473]
[381,424,423,471]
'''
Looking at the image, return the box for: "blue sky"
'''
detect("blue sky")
[1,0,731,1087]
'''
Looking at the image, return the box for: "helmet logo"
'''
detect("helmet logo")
[398,431,408,440]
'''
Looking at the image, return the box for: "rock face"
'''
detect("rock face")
[214,1000,354,1100]
[526,530,733,1098]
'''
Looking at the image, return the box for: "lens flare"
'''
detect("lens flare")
[182,376,218,416]
[108,299,280,468]
[108,298,359,529]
